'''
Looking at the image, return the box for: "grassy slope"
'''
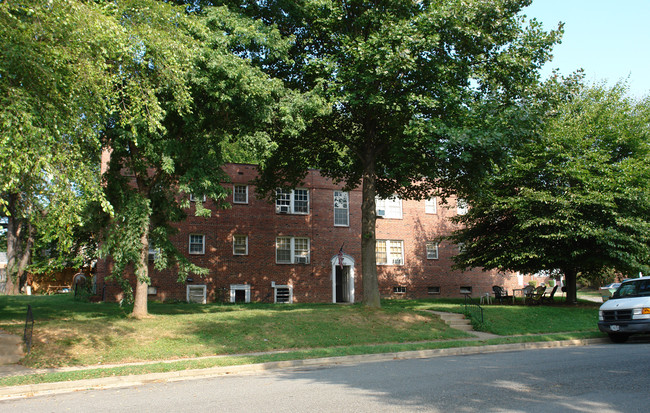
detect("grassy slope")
[1,295,474,368]
[0,295,603,387]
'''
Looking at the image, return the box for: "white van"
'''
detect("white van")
[598,276,650,343]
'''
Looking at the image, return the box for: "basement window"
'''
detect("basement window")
[186,285,207,304]
[393,286,406,294]
[273,284,293,303]
[230,284,251,303]
[428,286,440,295]
[460,286,472,295]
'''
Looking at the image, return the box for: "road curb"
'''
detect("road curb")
[0,338,608,400]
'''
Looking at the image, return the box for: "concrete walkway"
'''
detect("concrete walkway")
[426,310,501,340]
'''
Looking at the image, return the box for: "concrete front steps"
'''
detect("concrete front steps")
[435,312,474,331]
[0,331,24,365]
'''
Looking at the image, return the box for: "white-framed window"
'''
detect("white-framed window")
[376,240,404,265]
[189,234,205,255]
[233,235,248,255]
[233,184,248,204]
[276,237,310,264]
[230,284,251,303]
[276,189,309,214]
[148,243,160,263]
[186,285,207,304]
[393,286,406,294]
[457,198,468,215]
[376,196,402,219]
[190,194,206,202]
[273,283,293,303]
[425,197,437,214]
[333,191,349,227]
[426,242,439,260]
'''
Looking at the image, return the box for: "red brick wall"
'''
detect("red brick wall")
[96,163,534,303]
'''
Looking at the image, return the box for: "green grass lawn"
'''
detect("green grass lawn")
[0,294,603,387]
[1,294,474,368]
[0,294,602,386]
[383,298,601,335]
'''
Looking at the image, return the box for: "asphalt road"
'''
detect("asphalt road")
[1,342,649,412]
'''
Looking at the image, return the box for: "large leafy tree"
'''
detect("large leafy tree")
[221,0,561,307]
[447,80,650,304]
[0,0,121,293]
[99,3,290,317]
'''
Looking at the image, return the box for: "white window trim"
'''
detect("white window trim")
[457,198,469,215]
[275,188,309,215]
[233,235,248,255]
[186,285,206,304]
[276,236,310,264]
[376,239,404,266]
[148,244,160,262]
[376,197,402,219]
[272,282,293,304]
[425,197,437,214]
[426,242,439,260]
[189,234,205,255]
[333,191,349,227]
[233,184,248,204]
[229,284,251,303]
[190,194,206,202]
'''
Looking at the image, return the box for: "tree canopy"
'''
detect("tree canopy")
[447,79,650,303]
[99,2,291,317]
[226,0,562,307]
[0,0,121,292]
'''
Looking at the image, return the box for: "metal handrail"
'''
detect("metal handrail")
[463,295,484,324]
[24,304,34,354]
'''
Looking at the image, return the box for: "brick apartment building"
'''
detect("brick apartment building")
[96,163,532,304]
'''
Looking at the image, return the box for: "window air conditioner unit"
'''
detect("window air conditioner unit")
[377,209,386,217]
[278,205,290,214]
[295,256,309,264]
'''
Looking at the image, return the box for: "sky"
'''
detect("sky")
[523,0,650,99]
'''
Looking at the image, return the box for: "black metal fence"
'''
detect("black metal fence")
[23,304,34,354]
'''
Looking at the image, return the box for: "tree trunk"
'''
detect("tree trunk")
[563,268,578,305]
[131,224,150,318]
[4,193,32,295]
[5,205,20,295]
[131,168,152,319]
[16,221,34,292]
[361,157,380,308]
